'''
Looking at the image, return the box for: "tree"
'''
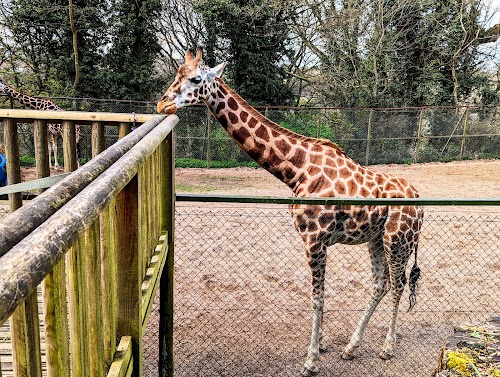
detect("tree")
[100,0,162,100]
[195,0,294,105]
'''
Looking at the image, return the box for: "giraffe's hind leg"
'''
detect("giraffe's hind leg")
[302,242,327,376]
[379,231,415,360]
[342,236,390,359]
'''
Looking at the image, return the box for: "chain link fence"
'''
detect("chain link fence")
[1,95,499,167]
[139,202,499,377]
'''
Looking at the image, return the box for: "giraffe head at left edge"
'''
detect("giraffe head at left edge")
[157,48,226,114]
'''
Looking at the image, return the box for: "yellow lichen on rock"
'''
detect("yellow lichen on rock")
[446,351,476,376]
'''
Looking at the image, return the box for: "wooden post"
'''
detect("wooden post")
[4,118,42,377]
[460,108,469,160]
[365,110,373,166]
[34,119,50,180]
[119,122,132,139]
[116,176,142,376]
[415,109,424,163]
[43,120,76,376]
[63,120,78,171]
[4,118,22,210]
[159,132,175,377]
[92,121,105,158]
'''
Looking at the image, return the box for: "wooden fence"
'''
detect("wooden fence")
[0,109,178,377]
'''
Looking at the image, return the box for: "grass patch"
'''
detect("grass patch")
[175,183,217,193]
[175,158,259,168]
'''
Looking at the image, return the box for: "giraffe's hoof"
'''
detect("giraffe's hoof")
[301,366,319,376]
[341,351,355,360]
[319,344,328,353]
[379,350,394,360]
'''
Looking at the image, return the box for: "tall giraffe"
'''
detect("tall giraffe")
[157,49,424,376]
[0,81,80,168]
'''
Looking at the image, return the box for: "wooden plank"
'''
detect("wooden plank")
[66,236,89,377]
[159,132,176,377]
[115,176,142,377]
[106,336,133,377]
[84,222,105,377]
[0,109,155,124]
[100,200,118,370]
[41,259,70,377]
[141,233,168,329]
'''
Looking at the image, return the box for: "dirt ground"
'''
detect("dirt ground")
[151,159,499,377]
[11,160,500,377]
[174,159,500,198]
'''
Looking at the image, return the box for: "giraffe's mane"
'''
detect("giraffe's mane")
[216,79,346,156]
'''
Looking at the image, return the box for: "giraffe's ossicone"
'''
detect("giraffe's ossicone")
[158,48,424,376]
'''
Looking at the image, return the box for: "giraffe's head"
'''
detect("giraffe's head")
[157,48,226,114]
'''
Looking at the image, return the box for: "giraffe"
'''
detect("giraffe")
[0,80,81,168]
[157,49,424,376]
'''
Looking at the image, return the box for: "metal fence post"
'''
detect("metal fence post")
[415,109,424,163]
[460,108,470,160]
[206,108,211,168]
[159,132,175,377]
[365,110,373,166]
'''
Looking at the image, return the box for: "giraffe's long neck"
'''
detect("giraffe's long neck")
[205,78,336,191]
[0,83,62,111]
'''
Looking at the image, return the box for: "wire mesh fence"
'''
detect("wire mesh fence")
[141,201,499,377]
[0,95,498,167]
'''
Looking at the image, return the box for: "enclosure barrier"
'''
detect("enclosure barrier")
[0,110,177,377]
[172,194,499,377]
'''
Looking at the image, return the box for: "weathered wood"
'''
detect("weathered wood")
[34,119,50,180]
[66,237,89,377]
[43,120,78,377]
[92,121,105,158]
[3,118,22,211]
[0,115,167,258]
[100,200,118,370]
[141,233,168,329]
[63,120,78,171]
[106,336,133,377]
[116,176,142,377]
[84,222,105,377]
[119,122,132,139]
[159,132,175,377]
[0,115,178,325]
[42,260,70,377]
[8,293,42,377]
[0,109,156,124]
[4,118,43,377]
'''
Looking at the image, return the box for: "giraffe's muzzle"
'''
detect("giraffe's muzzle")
[157,101,177,115]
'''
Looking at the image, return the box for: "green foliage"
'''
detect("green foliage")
[19,156,36,167]
[175,158,258,168]
[195,0,294,106]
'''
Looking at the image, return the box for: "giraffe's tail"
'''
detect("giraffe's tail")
[407,250,421,312]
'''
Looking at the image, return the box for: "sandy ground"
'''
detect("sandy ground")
[142,160,500,377]
[3,160,499,376]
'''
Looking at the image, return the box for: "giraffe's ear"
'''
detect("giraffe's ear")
[208,62,227,79]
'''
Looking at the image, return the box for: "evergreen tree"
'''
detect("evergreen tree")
[101,0,162,100]
[196,0,294,105]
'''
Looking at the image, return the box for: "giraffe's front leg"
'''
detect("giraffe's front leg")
[302,243,327,377]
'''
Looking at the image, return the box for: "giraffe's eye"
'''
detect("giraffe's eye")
[189,76,202,85]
